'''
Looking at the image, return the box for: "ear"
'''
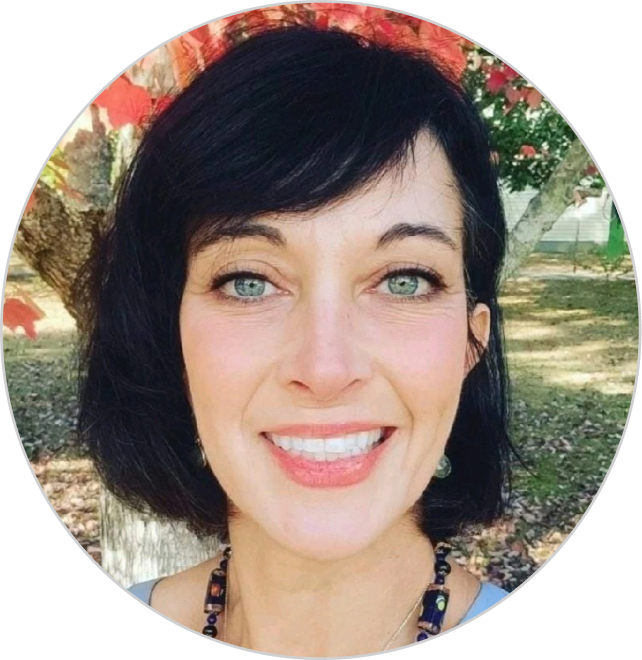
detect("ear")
[465,302,491,377]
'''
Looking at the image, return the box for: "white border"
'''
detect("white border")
[0,1,642,658]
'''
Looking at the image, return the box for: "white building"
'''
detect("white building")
[501,186,615,253]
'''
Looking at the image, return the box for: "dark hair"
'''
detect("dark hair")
[77,24,514,544]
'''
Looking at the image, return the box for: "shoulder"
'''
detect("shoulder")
[128,577,164,605]
[459,582,509,623]
[127,555,223,631]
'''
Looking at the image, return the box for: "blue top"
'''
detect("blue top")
[129,578,507,625]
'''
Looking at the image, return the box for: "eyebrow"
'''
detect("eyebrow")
[375,222,458,251]
[195,221,458,254]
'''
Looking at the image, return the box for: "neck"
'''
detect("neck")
[223,514,436,656]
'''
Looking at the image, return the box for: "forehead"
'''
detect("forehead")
[191,133,463,257]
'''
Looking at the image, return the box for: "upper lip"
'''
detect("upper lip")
[263,423,393,438]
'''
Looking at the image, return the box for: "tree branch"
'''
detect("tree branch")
[502,138,592,280]
[14,183,105,329]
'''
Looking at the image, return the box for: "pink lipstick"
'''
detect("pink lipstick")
[263,426,395,488]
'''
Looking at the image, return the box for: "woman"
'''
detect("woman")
[78,23,514,656]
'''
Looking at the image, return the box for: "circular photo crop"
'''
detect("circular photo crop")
[3,3,638,656]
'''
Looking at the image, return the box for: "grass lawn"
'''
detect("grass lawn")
[3,253,638,590]
[500,273,637,571]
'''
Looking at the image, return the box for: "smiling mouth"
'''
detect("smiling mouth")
[261,427,395,462]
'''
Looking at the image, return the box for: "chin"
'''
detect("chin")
[265,505,395,563]
[278,531,378,563]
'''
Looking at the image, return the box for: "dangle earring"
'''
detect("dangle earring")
[194,435,208,469]
[434,454,452,479]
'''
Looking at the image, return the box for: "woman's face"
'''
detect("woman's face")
[180,133,490,559]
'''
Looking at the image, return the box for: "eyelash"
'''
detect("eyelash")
[209,265,446,306]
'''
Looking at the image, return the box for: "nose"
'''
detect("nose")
[277,294,372,403]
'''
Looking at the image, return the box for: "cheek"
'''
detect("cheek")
[180,309,278,488]
[369,306,469,416]
[376,309,469,489]
[180,307,272,413]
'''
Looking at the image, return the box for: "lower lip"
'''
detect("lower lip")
[263,430,394,488]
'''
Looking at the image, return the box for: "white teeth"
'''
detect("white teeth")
[267,429,387,461]
[280,436,292,450]
[345,436,358,451]
[324,437,354,453]
[306,439,325,453]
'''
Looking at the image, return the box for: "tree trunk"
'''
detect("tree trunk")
[13,184,104,330]
[502,138,592,280]
[100,492,221,587]
[15,105,113,331]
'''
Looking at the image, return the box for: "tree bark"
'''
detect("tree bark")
[14,106,113,331]
[100,492,221,587]
[14,184,104,330]
[502,138,592,280]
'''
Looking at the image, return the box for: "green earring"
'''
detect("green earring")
[193,435,208,468]
[435,454,452,479]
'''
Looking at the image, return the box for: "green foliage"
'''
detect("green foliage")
[463,54,576,191]
[585,244,632,279]
[39,146,68,189]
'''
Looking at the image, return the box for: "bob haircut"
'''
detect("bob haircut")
[77,23,514,544]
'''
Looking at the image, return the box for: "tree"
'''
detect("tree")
[461,50,600,277]
[13,4,601,585]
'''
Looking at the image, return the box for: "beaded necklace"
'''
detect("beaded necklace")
[202,544,452,650]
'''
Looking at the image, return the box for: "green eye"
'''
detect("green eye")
[386,273,421,296]
[211,265,444,306]
[233,277,266,297]
[210,270,277,305]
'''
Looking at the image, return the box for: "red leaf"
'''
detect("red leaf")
[313,13,329,29]
[417,21,468,80]
[372,18,396,42]
[487,68,508,94]
[505,86,522,106]
[460,37,477,49]
[525,88,543,109]
[520,145,537,158]
[94,75,153,128]
[167,26,229,89]
[346,2,370,15]
[188,26,211,43]
[503,65,519,81]
[233,8,275,30]
[152,95,175,116]
[24,190,37,215]
[373,18,419,49]
[3,297,45,339]
[314,3,369,31]
[310,3,368,18]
